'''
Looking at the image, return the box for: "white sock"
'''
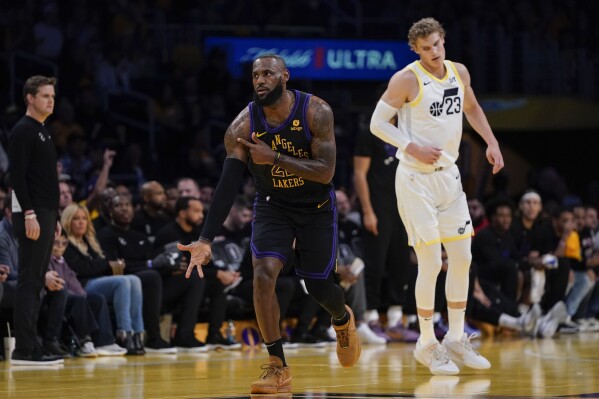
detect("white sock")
[387,306,403,327]
[499,314,522,331]
[446,307,466,341]
[364,309,379,324]
[418,315,436,345]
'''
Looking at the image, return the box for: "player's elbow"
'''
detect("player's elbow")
[370,119,385,140]
[317,167,335,184]
[369,119,379,136]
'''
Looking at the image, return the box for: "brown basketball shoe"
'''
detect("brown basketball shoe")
[332,305,361,367]
[250,356,292,394]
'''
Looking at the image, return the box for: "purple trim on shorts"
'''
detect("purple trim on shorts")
[258,90,300,133]
[249,194,288,263]
[295,188,338,279]
[303,93,312,142]
[250,241,288,263]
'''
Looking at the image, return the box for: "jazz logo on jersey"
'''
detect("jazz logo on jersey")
[429,87,461,117]
[290,119,303,131]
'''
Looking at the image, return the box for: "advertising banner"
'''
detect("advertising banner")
[204,37,416,80]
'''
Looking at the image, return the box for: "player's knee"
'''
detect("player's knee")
[417,257,443,280]
[444,240,472,270]
[464,249,473,265]
[253,266,278,290]
[450,250,472,271]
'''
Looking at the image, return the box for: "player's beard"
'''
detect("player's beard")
[254,78,284,106]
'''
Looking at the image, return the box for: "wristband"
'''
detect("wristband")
[24,214,37,220]
[273,152,281,165]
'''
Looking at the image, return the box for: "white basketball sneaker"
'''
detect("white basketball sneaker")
[414,339,459,375]
[442,333,491,370]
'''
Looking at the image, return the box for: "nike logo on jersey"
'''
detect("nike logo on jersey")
[255,131,267,138]
[317,199,329,209]
[423,81,432,86]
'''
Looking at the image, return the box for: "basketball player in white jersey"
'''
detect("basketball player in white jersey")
[370,17,504,375]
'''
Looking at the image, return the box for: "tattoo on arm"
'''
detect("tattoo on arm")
[277,96,336,184]
[224,108,250,163]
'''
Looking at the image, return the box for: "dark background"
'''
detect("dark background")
[0,0,597,206]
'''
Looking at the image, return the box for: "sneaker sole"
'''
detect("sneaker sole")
[250,384,292,395]
[175,346,207,353]
[443,347,491,370]
[450,356,491,370]
[145,348,178,354]
[413,349,460,375]
[11,358,64,366]
[250,377,292,395]
[206,344,242,351]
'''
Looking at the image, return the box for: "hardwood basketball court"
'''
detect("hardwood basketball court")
[2,332,599,398]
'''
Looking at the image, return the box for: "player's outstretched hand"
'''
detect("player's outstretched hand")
[177,240,212,278]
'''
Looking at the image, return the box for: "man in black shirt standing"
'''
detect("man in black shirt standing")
[8,75,62,365]
[353,115,412,340]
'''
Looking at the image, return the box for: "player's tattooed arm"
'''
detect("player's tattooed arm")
[224,107,251,163]
[274,96,336,184]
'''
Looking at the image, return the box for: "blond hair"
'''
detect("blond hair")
[407,18,445,50]
[61,203,105,258]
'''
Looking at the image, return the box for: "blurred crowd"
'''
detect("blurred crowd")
[1,0,599,360]
[1,154,598,360]
[1,0,598,194]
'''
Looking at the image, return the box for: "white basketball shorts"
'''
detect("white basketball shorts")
[395,163,473,247]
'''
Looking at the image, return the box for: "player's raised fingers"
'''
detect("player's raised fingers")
[185,263,195,279]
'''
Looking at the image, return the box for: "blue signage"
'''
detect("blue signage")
[204,37,417,80]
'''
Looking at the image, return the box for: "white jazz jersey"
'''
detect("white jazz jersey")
[396,60,465,172]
